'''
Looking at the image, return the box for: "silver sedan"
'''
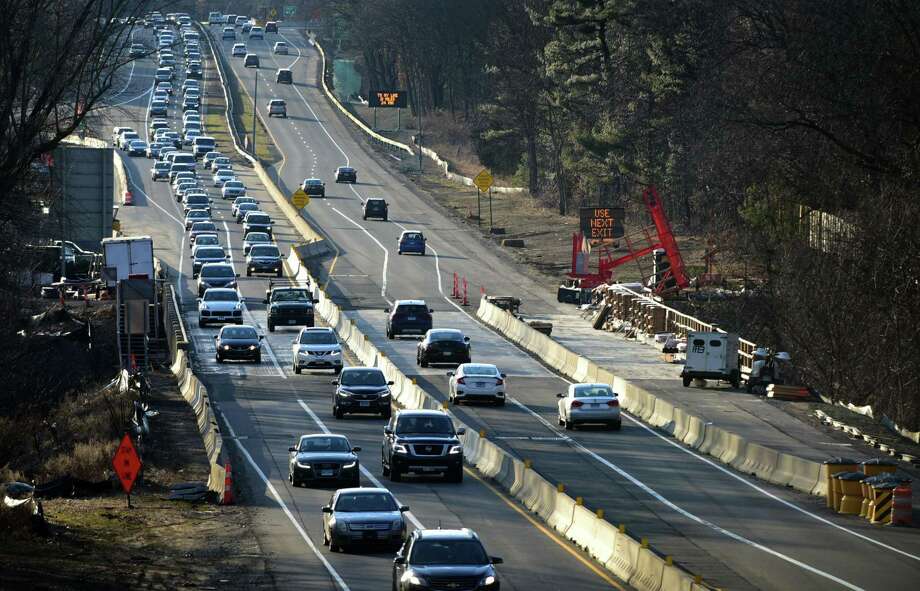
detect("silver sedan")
[557,383,621,430]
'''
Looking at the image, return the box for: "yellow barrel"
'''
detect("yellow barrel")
[861,458,897,477]
[823,458,858,508]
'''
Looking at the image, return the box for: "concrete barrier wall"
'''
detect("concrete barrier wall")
[287,249,707,590]
[476,298,826,499]
[170,350,227,500]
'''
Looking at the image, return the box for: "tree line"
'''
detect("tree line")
[322,0,920,429]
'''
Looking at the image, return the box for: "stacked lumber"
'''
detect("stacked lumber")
[766,384,812,400]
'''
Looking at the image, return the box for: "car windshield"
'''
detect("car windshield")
[244,232,267,242]
[574,385,614,398]
[191,223,216,232]
[305,179,322,185]
[204,290,237,301]
[225,181,243,188]
[155,163,169,169]
[250,245,279,257]
[334,492,397,513]
[201,266,233,278]
[187,211,208,218]
[221,326,256,339]
[395,415,453,435]
[410,540,488,566]
[340,369,386,387]
[461,364,498,377]
[395,305,428,317]
[299,331,336,345]
[273,290,309,302]
[238,203,258,212]
[402,233,423,241]
[196,235,219,245]
[247,214,270,224]
[367,199,385,208]
[430,330,463,342]
[196,248,224,259]
[298,436,350,452]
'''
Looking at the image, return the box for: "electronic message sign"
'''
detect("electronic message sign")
[579,207,625,244]
[368,90,407,108]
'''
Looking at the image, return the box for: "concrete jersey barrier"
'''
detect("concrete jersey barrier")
[287,247,708,590]
[476,298,827,499]
[169,350,227,501]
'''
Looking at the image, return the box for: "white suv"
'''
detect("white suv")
[292,327,343,374]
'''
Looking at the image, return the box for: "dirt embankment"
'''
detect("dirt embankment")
[0,300,271,590]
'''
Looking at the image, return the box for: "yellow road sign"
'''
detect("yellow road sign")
[291,188,310,208]
[473,169,493,192]
[269,8,278,19]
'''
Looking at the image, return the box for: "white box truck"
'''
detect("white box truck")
[102,236,154,287]
[680,331,741,388]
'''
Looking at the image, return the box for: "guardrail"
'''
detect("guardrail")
[605,284,758,373]
[285,247,712,591]
[162,284,188,360]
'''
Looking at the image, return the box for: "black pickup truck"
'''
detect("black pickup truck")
[263,281,318,332]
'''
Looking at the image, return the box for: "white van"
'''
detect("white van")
[208,12,222,25]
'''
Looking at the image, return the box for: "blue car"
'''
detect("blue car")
[397,231,426,255]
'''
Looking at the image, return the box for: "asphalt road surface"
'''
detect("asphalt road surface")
[94,20,920,591]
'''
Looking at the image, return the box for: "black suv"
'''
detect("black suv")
[263,281,317,332]
[246,243,282,277]
[386,300,433,339]
[242,212,273,237]
[382,410,465,482]
[363,198,388,221]
[393,528,502,591]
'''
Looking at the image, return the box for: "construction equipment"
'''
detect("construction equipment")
[746,349,794,394]
[567,186,689,294]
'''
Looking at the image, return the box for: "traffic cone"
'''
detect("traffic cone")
[222,462,234,505]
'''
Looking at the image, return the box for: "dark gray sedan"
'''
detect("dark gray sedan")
[214,324,261,363]
[322,487,408,552]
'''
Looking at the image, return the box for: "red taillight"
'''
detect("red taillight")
[495,378,504,386]
[571,400,584,408]
[456,377,466,385]
[607,399,620,407]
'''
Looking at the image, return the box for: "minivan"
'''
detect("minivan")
[193,136,217,158]
[276,69,292,84]
[244,54,259,68]
[170,153,196,166]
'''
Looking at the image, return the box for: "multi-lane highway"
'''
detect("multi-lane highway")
[97,22,624,591]
[94,16,920,591]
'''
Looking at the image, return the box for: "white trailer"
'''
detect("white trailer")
[680,331,741,388]
[102,236,154,287]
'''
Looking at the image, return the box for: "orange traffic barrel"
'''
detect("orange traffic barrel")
[892,484,913,526]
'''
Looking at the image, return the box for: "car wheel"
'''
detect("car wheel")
[276,269,283,278]
[419,356,429,368]
[255,353,262,364]
[611,420,622,431]
[557,414,564,426]
[495,399,505,407]
[564,416,573,430]
[268,323,275,332]
[322,528,330,546]
[386,329,394,340]
[382,460,390,477]
[389,466,401,482]
[246,269,251,277]
[293,363,301,375]
[421,249,426,256]
[449,465,463,483]
[334,406,343,419]
[381,408,392,420]
[682,376,692,387]
[383,214,388,221]
[333,367,342,375]
[362,215,367,220]
[397,250,402,255]
[216,355,223,363]
[329,537,341,553]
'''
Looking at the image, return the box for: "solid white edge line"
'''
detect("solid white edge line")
[330,207,390,304]
[505,398,864,591]
[295,399,425,531]
[121,159,184,226]
[219,413,351,591]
